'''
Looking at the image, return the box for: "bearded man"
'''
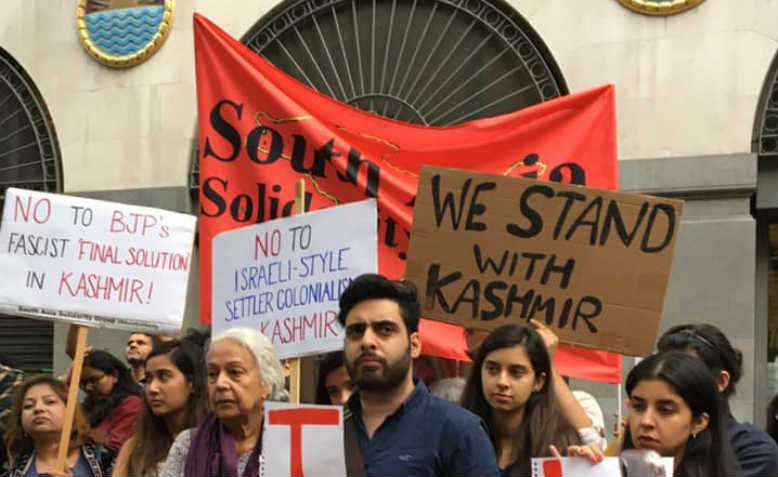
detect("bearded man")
[338,274,499,477]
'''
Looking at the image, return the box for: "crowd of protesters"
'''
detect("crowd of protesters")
[0,273,777,476]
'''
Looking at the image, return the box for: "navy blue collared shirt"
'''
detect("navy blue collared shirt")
[347,379,500,477]
[728,417,778,477]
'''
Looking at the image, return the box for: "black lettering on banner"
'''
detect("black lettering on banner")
[290,135,336,177]
[201,177,228,217]
[230,194,253,222]
[384,216,399,247]
[549,162,586,185]
[204,100,243,162]
[247,125,283,165]
[336,148,379,198]
[519,153,540,179]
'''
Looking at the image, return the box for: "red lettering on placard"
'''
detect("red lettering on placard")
[267,408,339,477]
[14,195,51,224]
[255,229,281,259]
[57,271,148,304]
[543,459,563,477]
[110,210,162,236]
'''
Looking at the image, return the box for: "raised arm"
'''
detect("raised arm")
[529,319,593,430]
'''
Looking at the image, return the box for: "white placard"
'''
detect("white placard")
[531,456,673,477]
[211,199,377,359]
[0,188,196,332]
[263,402,346,477]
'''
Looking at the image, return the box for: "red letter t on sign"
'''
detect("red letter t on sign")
[267,408,340,477]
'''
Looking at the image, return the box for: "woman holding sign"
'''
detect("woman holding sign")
[158,328,285,477]
[112,332,208,477]
[461,322,602,476]
[5,375,115,477]
[621,351,741,476]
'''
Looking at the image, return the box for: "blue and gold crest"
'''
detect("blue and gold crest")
[77,0,175,68]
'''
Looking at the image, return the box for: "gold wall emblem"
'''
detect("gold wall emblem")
[77,0,175,68]
[616,0,706,15]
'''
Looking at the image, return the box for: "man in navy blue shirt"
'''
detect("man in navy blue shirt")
[339,273,500,477]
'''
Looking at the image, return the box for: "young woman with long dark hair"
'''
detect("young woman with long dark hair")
[112,332,208,476]
[621,351,741,476]
[461,322,601,476]
[657,324,778,476]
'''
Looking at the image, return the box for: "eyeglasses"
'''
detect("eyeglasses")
[80,374,105,390]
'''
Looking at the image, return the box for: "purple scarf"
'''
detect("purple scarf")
[184,413,263,477]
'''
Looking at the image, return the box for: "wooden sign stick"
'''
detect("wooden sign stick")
[288,178,306,404]
[57,325,89,473]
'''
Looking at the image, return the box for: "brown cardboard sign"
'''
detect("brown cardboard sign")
[405,166,684,356]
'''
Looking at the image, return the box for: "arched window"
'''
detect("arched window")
[754,51,778,367]
[0,47,63,373]
[754,53,778,166]
[190,0,567,196]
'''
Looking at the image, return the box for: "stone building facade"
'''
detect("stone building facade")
[1,0,776,428]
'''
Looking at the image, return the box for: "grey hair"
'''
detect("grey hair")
[209,328,286,400]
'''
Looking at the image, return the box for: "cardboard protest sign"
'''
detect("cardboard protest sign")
[211,199,377,359]
[531,457,673,477]
[263,402,346,477]
[0,188,196,332]
[405,167,683,356]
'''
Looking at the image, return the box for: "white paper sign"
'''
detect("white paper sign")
[531,456,673,477]
[211,199,377,359]
[263,402,346,477]
[0,188,196,332]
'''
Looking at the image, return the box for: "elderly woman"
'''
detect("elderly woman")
[158,328,284,477]
[5,374,115,477]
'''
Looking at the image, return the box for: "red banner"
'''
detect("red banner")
[193,14,621,383]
